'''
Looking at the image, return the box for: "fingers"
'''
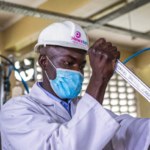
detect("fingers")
[94,45,117,56]
[98,42,112,50]
[110,51,120,65]
[92,38,106,48]
[88,38,120,61]
[88,38,106,55]
[100,47,120,62]
[88,38,105,56]
[113,51,120,60]
[105,46,117,52]
[92,42,112,55]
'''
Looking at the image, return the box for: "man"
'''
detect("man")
[0,21,120,150]
[0,21,149,150]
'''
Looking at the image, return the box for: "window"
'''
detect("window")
[80,63,138,117]
[36,61,43,81]
[14,58,35,82]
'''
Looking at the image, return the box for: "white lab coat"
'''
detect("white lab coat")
[104,110,150,150]
[0,82,120,150]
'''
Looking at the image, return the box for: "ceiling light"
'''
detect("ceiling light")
[90,2,126,21]
[34,13,41,18]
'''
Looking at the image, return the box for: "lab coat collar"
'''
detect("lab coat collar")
[29,82,55,105]
[29,82,78,120]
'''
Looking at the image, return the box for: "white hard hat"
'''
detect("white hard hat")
[34,21,89,53]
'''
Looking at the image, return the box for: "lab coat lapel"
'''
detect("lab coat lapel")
[71,97,80,116]
[54,102,71,120]
[29,82,55,106]
[54,97,80,120]
[30,82,71,120]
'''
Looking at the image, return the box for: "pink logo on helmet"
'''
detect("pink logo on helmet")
[75,31,81,38]
[71,31,87,47]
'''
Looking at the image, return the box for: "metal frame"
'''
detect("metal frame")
[0,1,92,27]
[98,24,150,40]
[88,0,127,20]
[0,1,150,40]
[88,0,150,27]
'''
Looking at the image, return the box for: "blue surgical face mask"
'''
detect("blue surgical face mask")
[45,56,84,99]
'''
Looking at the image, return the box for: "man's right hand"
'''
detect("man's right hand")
[86,38,120,104]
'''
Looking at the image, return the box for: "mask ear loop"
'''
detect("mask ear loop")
[44,56,57,95]
[44,56,56,81]
[44,55,57,80]
[46,56,56,69]
[44,69,62,99]
[44,56,63,99]
[45,70,50,81]
[44,55,55,79]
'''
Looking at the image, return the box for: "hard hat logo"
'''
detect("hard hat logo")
[75,31,81,38]
[71,36,87,47]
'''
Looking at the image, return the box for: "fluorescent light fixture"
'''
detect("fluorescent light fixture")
[34,13,41,18]
[90,2,126,21]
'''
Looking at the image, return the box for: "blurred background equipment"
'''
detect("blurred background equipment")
[0,63,4,110]
[0,54,29,108]
[12,81,22,98]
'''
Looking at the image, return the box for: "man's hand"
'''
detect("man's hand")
[86,38,120,104]
[88,38,120,81]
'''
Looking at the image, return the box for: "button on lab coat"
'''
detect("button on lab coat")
[0,83,120,150]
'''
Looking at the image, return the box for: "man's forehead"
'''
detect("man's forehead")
[41,45,86,57]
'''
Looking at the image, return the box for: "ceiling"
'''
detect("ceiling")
[70,0,150,50]
[0,0,47,30]
[108,2,150,33]
[71,0,150,33]
[70,0,122,18]
[0,0,150,50]
[87,29,149,51]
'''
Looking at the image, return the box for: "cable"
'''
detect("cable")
[123,47,150,64]
[0,55,29,93]
[4,55,14,102]
[4,66,13,103]
[3,54,14,63]
[0,55,15,66]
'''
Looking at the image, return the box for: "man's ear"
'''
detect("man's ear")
[38,55,48,70]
